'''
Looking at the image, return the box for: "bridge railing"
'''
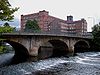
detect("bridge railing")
[3,30,92,39]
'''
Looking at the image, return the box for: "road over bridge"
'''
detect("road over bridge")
[0,32,92,63]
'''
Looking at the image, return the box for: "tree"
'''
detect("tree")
[0,22,15,33]
[0,42,7,54]
[0,23,16,54]
[3,22,9,26]
[24,20,40,32]
[0,0,18,53]
[92,23,100,47]
[0,0,19,21]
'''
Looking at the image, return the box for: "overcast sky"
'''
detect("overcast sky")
[9,0,100,32]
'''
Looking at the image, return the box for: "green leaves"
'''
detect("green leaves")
[0,46,6,54]
[0,0,19,21]
[0,0,17,54]
[24,20,41,32]
[92,24,100,47]
[0,22,15,33]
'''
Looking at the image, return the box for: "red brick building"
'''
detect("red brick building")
[21,10,87,34]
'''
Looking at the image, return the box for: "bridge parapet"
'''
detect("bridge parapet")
[0,32,92,39]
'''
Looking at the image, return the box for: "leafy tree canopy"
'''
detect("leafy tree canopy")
[0,22,15,33]
[92,23,100,46]
[24,20,41,32]
[0,0,19,21]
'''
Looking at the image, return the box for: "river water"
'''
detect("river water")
[0,52,100,75]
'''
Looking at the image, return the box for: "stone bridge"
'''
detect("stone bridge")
[0,33,92,62]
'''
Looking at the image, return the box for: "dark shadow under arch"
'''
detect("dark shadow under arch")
[38,40,68,59]
[49,40,68,57]
[38,42,53,59]
[2,40,29,64]
[74,41,90,53]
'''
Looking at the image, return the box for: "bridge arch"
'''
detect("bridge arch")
[0,40,29,64]
[74,40,90,53]
[38,39,68,59]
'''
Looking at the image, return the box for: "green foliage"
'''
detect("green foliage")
[0,22,15,54]
[0,22,15,33]
[92,23,100,47]
[0,39,14,54]
[0,0,19,21]
[0,41,6,54]
[0,46,6,54]
[24,20,41,32]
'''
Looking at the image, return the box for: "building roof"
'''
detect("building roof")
[21,10,87,25]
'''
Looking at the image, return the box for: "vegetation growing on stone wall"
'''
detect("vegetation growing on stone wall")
[24,20,41,32]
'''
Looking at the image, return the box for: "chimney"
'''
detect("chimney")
[39,10,49,16]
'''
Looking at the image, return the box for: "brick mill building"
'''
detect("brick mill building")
[21,10,87,34]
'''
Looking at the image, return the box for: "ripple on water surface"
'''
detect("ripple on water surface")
[1,52,100,75]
